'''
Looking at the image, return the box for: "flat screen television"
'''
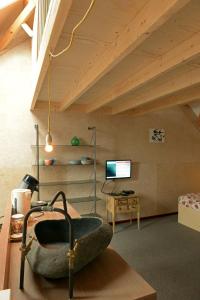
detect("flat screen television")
[105,160,131,180]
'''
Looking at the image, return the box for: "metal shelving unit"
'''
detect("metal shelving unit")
[32,163,95,166]
[69,196,100,204]
[40,179,96,186]
[31,144,94,147]
[33,124,99,213]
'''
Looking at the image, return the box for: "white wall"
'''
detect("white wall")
[1,41,200,220]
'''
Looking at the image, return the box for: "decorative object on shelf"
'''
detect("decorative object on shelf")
[81,156,94,165]
[44,158,55,166]
[149,128,165,143]
[68,159,81,165]
[71,136,80,146]
[39,159,44,166]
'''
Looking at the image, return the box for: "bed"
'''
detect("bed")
[178,193,200,232]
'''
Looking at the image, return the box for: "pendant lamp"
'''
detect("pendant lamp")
[45,55,53,152]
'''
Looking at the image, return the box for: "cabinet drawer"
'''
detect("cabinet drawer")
[116,198,138,212]
[116,205,134,213]
[128,198,139,207]
[116,198,138,207]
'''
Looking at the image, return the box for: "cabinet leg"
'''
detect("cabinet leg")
[130,212,132,224]
[106,209,109,222]
[112,212,115,233]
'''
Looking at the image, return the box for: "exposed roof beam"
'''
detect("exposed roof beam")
[24,0,29,5]
[21,22,33,37]
[0,0,35,52]
[181,104,200,131]
[35,100,61,111]
[128,85,200,117]
[59,0,191,112]
[36,100,112,114]
[35,101,86,112]
[30,0,72,110]
[112,66,200,114]
[87,30,200,113]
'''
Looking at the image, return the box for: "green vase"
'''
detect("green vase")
[71,136,80,146]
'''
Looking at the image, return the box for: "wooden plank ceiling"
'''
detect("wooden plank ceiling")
[4,0,200,117]
[0,0,35,54]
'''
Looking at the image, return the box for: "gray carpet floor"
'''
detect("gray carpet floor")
[110,214,200,300]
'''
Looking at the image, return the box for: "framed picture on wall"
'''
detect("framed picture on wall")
[149,128,165,143]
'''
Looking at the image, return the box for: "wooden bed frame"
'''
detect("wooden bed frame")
[0,199,156,300]
[178,203,200,232]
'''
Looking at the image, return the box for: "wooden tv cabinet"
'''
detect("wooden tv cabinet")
[106,194,140,233]
[0,200,156,300]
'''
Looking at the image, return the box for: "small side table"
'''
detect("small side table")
[106,195,140,233]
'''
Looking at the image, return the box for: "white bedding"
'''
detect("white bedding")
[178,193,200,211]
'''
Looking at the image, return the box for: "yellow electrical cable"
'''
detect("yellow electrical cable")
[45,0,95,151]
[47,53,51,133]
[50,0,95,58]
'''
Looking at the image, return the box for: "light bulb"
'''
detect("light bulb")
[45,132,53,152]
[45,144,53,152]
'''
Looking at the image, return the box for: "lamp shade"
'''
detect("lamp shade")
[19,174,39,193]
[45,132,53,152]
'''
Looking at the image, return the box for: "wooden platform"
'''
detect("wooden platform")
[178,204,200,232]
[0,200,156,300]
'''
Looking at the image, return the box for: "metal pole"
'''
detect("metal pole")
[34,124,40,202]
[88,126,97,214]
[93,127,97,214]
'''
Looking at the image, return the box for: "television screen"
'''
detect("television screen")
[105,160,131,180]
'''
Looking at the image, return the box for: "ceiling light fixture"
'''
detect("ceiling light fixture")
[50,0,95,58]
[44,0,95,152]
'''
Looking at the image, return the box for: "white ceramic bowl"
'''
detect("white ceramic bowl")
[81,159,93,165]
[44,159,55,166]
[68,160,81,165]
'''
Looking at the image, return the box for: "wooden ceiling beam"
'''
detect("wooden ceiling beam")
[87,29,200,113]
[59,0,191,112]
[35,100,61,111]
[30,0,73,110]
[21,23,33,37]
[112,66,200,114]
[0,0,35,52]
[181,104,200,131]
[36,100,112,114]
[127,85,200,117]
[23,0,29,6]
[35,101,89,113]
